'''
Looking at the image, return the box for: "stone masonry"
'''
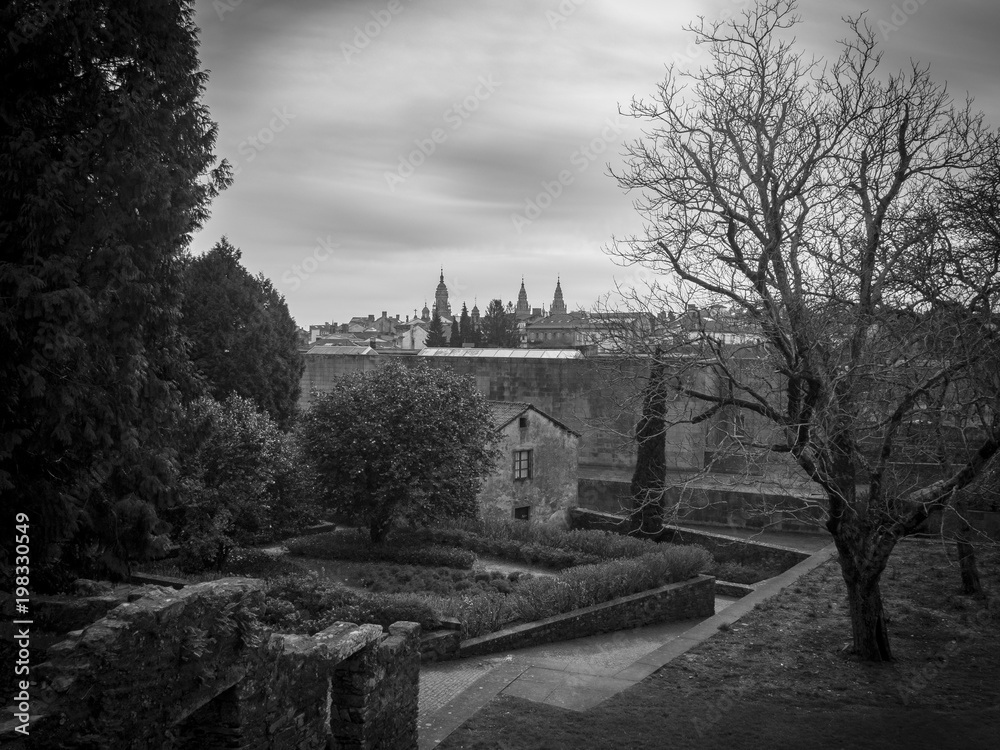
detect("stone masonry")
[0,578,420,750]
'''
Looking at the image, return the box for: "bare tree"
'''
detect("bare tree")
[607,0,1000,660]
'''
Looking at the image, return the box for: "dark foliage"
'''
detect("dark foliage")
[179,238,304,428]
[0,0,228,578]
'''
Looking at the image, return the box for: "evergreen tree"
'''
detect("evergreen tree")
[482,299,520,347]
[179,238,304,428]
[426,310,447,346]
[449,316,462,347]
[0,0,229,580]
[459,303,473,345]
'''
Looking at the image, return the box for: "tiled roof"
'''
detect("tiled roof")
[488,401,531,429]
[486,401,581,437]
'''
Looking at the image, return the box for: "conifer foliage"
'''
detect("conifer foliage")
[179,238,304,428]
[0,1,229,578]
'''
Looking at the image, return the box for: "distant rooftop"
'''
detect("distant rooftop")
[306,345,375,356]
[419,348,582,359]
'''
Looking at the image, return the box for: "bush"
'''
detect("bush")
[431,517,661,566]
[435,543,713,638]
[263,573,441,634]
[167,395,320,573]
[710,561,775,584]
[287,530,476,569]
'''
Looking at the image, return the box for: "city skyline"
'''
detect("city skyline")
[190,0,1000,327]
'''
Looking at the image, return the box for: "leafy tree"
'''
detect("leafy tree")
[426,309,447,346]
[168,394,318,572]
[607,0,1000,660]
[300,360,500,542]
[180,238,304,428]
[481,299,520,347]
[0,0,228,580]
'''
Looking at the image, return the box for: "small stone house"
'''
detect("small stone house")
[479,401,580,521]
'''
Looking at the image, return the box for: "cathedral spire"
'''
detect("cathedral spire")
[433,269,452,317]
[515,277,530,317]
[550,276,567,315]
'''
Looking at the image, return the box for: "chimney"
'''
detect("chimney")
[382,311,387,319]
[369,338,377,349]
[368,314,375,323]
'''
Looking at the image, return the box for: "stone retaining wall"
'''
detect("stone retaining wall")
[0,578,420,750]
[456,574,715,659]
[568,507,810,572]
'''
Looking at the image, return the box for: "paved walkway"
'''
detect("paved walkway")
[418,529,836,749]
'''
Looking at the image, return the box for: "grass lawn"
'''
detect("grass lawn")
[439,539,1000,750]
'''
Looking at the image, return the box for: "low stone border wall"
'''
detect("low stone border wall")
[714,580,755,598]
[455,574,715,659]
[658,525,809,571]
[567,508,809,573]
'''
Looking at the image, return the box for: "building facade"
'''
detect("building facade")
[478,401,580,521]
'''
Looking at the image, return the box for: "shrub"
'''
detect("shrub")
[168,395,320,573]
[287,530,476,569]
[710,561,775,584]
[263,573,441,634]
[435,543,713,638]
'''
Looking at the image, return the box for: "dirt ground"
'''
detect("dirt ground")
[440,538,1000,750]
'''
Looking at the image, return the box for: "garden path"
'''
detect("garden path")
[417,527,835,749]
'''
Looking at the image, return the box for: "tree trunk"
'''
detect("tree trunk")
[832,517,895,662]
[843,574,893,661]
[630,354,667,537]
[956,535,982,596]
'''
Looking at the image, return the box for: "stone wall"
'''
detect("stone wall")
[577,471,826,532]
[478,408,579,519]
[299,351,711,474]
[457,575,715,659]
[568,507,811,572]
[0,579,420,750]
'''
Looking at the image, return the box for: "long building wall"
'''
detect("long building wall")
[299,351,710,473]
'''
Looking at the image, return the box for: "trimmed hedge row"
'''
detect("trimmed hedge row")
[437,544,713,638]
[286,530,477,569]
[264,542,713,640]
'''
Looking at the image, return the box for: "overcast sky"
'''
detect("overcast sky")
[189,0,1000,328]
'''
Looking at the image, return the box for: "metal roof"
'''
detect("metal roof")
[306,345,375,356]
[418,348,582,359]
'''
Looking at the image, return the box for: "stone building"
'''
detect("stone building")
[479,401,580,521]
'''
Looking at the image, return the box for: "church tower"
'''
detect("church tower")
[421,300,430,322]
[433,268,452,317]
[515,277,530,318]
[471,300,480,330]
[550,277,567,315]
